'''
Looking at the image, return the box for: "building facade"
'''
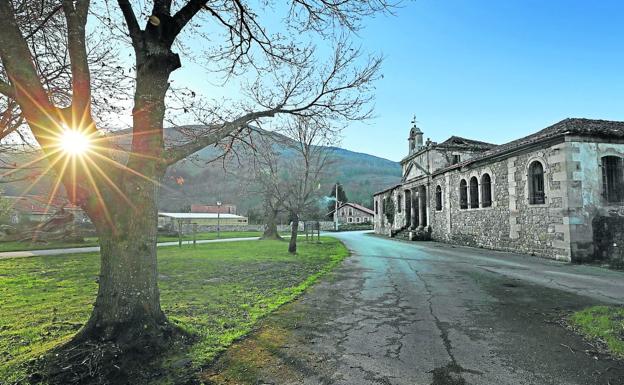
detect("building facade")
[373,118,624,263]
[329,202,375,225]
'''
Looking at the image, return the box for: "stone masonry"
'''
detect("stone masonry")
[374,118,624,263]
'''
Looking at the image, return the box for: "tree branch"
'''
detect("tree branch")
[0,1,59,142]
[164,107,283,165]
[117,0,142,49]
[62,0,94,130]
[0,80,15,99]
[172,0,208,35]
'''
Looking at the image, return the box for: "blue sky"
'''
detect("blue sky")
[340,0,624,161]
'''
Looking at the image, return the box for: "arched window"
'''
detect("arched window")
[397,193,402,213]
[602,156,624,203]
[528,161,545,204]
[435,185,442,211]
[375,200,378,214]
[459,179,468,209]
[469,177,479,208]
[481,174,492,208]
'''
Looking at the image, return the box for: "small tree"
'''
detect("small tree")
[282,117,334,253]
[327,183,348,216]
[249,134,287,240]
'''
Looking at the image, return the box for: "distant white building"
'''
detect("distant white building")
[158,212,248,228]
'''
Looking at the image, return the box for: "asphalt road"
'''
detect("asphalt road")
[213,231,624,385]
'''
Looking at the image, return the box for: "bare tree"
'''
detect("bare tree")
[0,0,389,359]
[282,117,334,253]
[246,118,333,250]
[249,132,288,240]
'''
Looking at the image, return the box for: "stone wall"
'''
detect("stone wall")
[377,135,624,263]
[563,139,624,261]
[429,141,571,261]
[593,215,624,267]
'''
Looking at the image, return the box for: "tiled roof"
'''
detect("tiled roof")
[437,136,497,150]
[434,118,624,175]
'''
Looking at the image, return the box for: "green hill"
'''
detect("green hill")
[0,129,402,217]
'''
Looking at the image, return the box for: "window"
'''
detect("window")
[349,208,353,216]
[375,201,378,214]
[459,179,468,209]
[481,174,492,208]
[602,156,624,203]
[469,177,479,208]
[435,185,442,211]
[348,217,353,223]
[452,155,461,164]
[528,161,545,204]
[398,194,402,213]
[356,217,361,223]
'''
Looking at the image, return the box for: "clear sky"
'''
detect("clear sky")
[341,0,624,161]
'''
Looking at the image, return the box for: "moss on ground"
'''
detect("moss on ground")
[0,237,348,383]
[570,306,624,358]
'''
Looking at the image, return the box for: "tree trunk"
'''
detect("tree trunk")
[76,176,170,350]
[288,215,299,254]
[261,209,283,240]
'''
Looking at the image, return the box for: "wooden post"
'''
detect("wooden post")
[193,223,197,248]
[178,219,182,248]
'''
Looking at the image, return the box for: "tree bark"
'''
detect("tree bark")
[288,215,299,254]
[261,209,283,240]
[75,174,169,349]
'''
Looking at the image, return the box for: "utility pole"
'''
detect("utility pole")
[216,201,222,239]
[335,182,339,231]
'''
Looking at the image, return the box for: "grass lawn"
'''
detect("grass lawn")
[0,231,269,252]
[570,306,624,358]
[0,237,348,383]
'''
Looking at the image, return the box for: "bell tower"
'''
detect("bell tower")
[408,115,423,155]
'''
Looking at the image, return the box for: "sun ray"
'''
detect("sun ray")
[7,151,68,212]
[0,147,63,179]
[88,150,164,187]
[77,156,115,230]
[82,155,136,211]
[44,155,71,211]
[12,82,66,137]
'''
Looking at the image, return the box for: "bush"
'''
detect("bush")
[334,223,373,232]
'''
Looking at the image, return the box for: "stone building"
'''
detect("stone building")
[373,118,624,263]
[329,202,374,225]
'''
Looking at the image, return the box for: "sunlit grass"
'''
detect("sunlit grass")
[0,231,275,253]
[0,237,348,383]
[570,306,624,358]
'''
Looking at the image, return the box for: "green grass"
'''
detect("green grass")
[0,237,348,383]
[570,306,624,358]
[0,231,269,252]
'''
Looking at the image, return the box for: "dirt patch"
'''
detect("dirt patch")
[430,363,466,385]
[201,309,308,385]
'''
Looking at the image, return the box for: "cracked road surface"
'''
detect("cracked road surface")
[207,231,624,385]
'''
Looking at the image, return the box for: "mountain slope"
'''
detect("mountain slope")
[160,140,401,214]
[0,129,402,216]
